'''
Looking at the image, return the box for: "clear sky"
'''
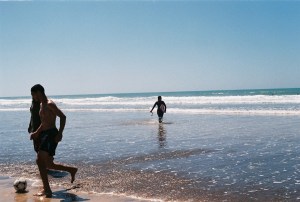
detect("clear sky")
[0,1,299,97]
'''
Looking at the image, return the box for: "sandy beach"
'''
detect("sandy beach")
[0,176,150,202]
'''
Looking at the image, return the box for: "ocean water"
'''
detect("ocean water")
[0,88,300,201]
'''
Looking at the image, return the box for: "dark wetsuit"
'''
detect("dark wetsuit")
[153,101,167,122]
[28,101,41,153]
[39,128,59,156]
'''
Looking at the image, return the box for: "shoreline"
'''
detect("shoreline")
[0,175,154,202]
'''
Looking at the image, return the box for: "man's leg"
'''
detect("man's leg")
[46,158,78,183]
[159,114,163,123]
[158,111,163,123]
[35,151,52,197]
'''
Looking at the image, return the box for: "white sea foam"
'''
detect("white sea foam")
[168,108,300,116]
[49,95,300,105]
[0,108,28,111]
[1,107,297,116]
[0,99,31,105]
[1,95,300,115]
[1,95,300,105]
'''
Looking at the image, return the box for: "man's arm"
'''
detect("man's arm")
[30,123,45,140]
[28,117,32,133]
[163,102,167,113]
[150,102,157,113]
[48,102,66,143]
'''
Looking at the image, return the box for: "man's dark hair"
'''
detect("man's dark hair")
[31,84,45,95]
[158,96,162,100]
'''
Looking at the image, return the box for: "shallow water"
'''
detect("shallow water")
[1,89,300,201]
[1,108,300,201]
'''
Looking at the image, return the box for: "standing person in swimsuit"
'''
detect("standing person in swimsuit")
[150,96,167,123]
[30,84,77,198]
[28,98,41,153]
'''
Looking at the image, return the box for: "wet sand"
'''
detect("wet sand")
[0,150,215,202]
[1,147,297,202]
[0,176,150,202]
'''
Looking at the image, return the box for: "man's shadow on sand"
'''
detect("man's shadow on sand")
[14,171,88,201]
[50,188,90,202]
[16,188,90,202]
[46,170,90,201]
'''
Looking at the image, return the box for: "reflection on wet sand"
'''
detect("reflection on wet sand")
[158,123,167,148]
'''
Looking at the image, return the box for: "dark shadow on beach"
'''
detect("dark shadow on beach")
[47,170,87,201]
[12,186,89,202]
[50,188,90,201]
[48,170,69,178]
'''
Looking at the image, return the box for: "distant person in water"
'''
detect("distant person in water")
[150,96,167,123]
[30,84,77,198]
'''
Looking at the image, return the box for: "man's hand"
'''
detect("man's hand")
[30,132,38,140]
[55,132,63,143]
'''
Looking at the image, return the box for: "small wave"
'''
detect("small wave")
[64,108,147,112]
[0,108,28,111]
[1,95,300,106]
[50,108,300,116]
[0,99,31,105]
[169,108,300,116]
[47,95,300,106]
[1,107,300,116]
[1,94,300,116]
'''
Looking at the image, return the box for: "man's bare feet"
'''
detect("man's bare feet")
[70,168,78,183]
[34,189,52,198]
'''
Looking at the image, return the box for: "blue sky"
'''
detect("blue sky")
[0,1,299,97]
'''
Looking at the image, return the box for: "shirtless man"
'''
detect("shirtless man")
[30,84,77,197]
